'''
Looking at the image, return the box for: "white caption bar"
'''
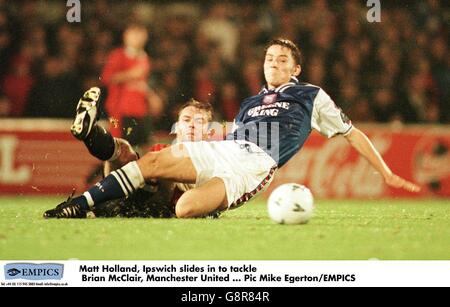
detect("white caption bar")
[1,261,449,287]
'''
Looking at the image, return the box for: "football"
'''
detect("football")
[267,183,314,224]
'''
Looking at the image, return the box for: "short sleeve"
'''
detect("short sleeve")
[311,89,353,138]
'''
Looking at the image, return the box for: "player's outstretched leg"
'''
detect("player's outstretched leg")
[71,87,133,163]
[43,145,197,219]
[71,87,101,140]
[43,160,144,218]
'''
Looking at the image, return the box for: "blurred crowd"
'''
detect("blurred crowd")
[0,0,449,131]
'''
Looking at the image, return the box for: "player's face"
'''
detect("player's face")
[264,45,301,89]
[124,28,148,50]
[176,106,211,142]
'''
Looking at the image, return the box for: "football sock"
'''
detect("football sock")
[83,125,116,161]
[79,161,145,209]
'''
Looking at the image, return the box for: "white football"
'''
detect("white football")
[267,183,314,224]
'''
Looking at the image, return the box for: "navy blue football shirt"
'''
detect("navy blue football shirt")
[228,77,353,167]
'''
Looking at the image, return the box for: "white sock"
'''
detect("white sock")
[118,161,145,190]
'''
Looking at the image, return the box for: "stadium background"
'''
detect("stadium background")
[0,0,449,198]
[0,1,449,261]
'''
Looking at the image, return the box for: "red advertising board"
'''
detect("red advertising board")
[0,120,99,195]
[1,120,449,198]
[267,125,450,198]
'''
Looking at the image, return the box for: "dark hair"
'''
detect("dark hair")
[265,38,302,66]
[178,99,213,122]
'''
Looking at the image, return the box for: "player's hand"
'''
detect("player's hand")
[384,173,421,193]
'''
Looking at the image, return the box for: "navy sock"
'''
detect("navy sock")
[76,161,145,209]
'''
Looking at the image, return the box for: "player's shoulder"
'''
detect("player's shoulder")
[107,48,126,60]
[110,47,125,55]
[287,82,321,94]
[283,82,326,104]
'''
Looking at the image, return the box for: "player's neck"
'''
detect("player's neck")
[267,81,290,90]
[267,76,299,90]
[125,47,143,58]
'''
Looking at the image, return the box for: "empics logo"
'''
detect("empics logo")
[4,263,64,280]
[6,268,21,277]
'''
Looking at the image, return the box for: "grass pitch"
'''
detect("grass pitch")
[0,196,449,260]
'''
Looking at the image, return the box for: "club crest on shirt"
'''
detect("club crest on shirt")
[263,93,277,105]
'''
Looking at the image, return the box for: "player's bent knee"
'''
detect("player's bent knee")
[175,187,226,218]
[175,201,196,219]
[175,191,204,218]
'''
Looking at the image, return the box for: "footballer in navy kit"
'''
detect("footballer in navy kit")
[44,38,420,219]
[230,75,352,168]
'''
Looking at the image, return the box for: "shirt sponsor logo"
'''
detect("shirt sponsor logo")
[248,102,290,117]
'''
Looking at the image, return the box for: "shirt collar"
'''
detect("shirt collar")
[259,76,300,94]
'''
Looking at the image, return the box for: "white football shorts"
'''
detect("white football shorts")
[182,140,277,208]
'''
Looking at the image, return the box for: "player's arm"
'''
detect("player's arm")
[312,88,420,193]
[101,50,123,85]
[104,142,171,176]
[344,127,420,192]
